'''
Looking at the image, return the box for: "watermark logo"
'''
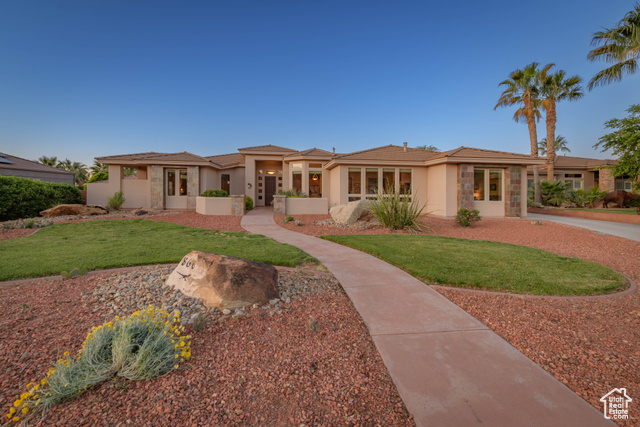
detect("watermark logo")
[600,388,632,420]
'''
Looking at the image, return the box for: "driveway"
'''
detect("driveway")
[528,213,640,242]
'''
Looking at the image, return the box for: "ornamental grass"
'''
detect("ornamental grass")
[6,306,191,423]
[368,185,426,231]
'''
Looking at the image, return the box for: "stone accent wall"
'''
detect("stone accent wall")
[457,164,474,210]
[599,168,615,192]
[230,195,245,216]
[187,166,199,210]
[273,195,286,215]
[150,166,164,210]
[504,166,522,217]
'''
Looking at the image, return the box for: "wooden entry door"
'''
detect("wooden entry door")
[265,176,276,206]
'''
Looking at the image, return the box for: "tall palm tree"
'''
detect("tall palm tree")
[91,160,108,175]
[57,158,88,185]
[495,62,553,203]
[538,135,571,156]
[38,156,58,167]
[588,4,640,90]
[539,70,584,179]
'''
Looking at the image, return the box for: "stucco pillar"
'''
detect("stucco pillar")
[187,166,199,210]
[457,164,474,210]
[107,165,122,197]
[150,166,164,210]
[504,166,522,218]
[273,195,286,215]
[245,157,256,205]
[599,169,615,192]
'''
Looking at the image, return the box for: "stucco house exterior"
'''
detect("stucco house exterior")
[0,153,76,185]
[88,143,546,218]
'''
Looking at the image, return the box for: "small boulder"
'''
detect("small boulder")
[40,204,109,217]
[329,200,370,224]
[166,251,279,310]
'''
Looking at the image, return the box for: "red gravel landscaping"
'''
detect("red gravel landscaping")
[0,271,412,426]
[0,229,37,241]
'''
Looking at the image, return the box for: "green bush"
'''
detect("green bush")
[284,215,295,223]
[107,191,125,211]
[540,180,569,206]
[368,186,425,230]
[568,186,606,208]
[456,208,482,227]
[275,189,308,198]
[200,189,228,197]
[245,195,253,211]
[0,176,83,221]
[87,172,108,183]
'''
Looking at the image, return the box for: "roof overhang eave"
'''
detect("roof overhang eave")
[424,157,547,166]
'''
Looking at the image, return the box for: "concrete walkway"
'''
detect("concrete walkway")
[241,208,610,426]
[529,213,640,242]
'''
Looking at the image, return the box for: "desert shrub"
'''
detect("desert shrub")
[540,180,569,206]
[7,307,191,422]
[368,186,425,230]
[284,216,295,223]
[456,208,482,227]
[245,196,253,211]
[0,176,83,221]
[568,186,607,208]
[275,189,308,198]
[200,189,228,197]
[107,191,126,211]
[87,172,108,183]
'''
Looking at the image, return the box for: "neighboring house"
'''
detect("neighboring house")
[0,152,75,185]
[526,156,633,192]
[88,143,544,218]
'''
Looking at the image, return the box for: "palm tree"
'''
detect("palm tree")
[588,4,640,90]
[539,70,584,179]
[416,145,439,152]
[495,62,553,203]
[57,158,88,185]
[538,135,571,156]
[38,156,58,167]
[91,160,108,175]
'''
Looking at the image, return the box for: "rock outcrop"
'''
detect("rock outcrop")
[329,200,370,224]
[40,204,109,217]
[166,251,279,310]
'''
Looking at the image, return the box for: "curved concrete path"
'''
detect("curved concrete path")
[242,208,610,426]
[529,213,640,242]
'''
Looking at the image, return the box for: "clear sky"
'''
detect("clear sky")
[0,0,637,166]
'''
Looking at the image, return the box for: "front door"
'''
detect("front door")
[265,176,276,206]
[166,169,188,209]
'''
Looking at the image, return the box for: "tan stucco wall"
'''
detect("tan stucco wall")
[426,164,457,217]
[86,181,110,206]
[227,167,245,195]
[412,166,429,213]
[195,196,233,215]
[328,167,343,207]
[199,167,219,194]
[122,179,150,209]
[285,198,329,215]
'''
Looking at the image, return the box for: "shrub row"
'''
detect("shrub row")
[0,176,83,221]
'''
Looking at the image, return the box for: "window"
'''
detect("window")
[309,171,322,197]
[527,179,534,190]
[565,179,583,190]
[474,170,485,201]
[179,170,188,196]
[399,169,412,194]
[383,169,395,193]
[167,170,176,196]
[489,170,502,201]
[309,163,322,168]
[366,168,378,194]
[348,168,361,194]
[616,180,632,191]
[221,174,230,193]
[292,172,302,191]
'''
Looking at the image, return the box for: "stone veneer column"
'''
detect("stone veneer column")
[457,164,474,210]
[599,168,615,192]
[230,195,245,216]
[504,166,522,217]
[187,166,199,210]
[150,166,164,210]
[273,195,286,215]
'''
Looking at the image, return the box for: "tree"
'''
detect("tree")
[416,145,439,152]
[57,159,88,185]
[538,135,571,156]
[594,104,640,192]
[91,161,108,175]
[495,62,552,203]
[38,156,58,167]
[588,4,640,90]
[539,70,583,179]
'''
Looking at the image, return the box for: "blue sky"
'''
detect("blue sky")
[0,0,636,166]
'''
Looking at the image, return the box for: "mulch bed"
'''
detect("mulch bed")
[0,271,412,426]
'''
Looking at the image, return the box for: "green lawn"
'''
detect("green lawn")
[566,208,638,215]
[322,234,626,296]
[0,220,317,281]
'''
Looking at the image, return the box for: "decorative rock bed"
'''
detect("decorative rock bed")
[82,265,341,325]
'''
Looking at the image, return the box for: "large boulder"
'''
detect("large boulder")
[40,204,109,217]
[166,251,279,310]
[329,200,370,224]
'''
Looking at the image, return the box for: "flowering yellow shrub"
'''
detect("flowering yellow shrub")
[6,306,191,423]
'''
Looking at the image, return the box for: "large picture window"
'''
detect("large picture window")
[348,168,361,194]
[167,170,176,196]
[399,169,412,194]
[366,168,378,194]
[179,170,188,196]
[474,169,502,201]
[383,169,395,193]
[309,171,322,197]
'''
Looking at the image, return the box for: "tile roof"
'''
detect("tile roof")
[334,144,438,162]
[237,144,297,153]
[428,146,539,161]
[554,155,617,169]
[0,153,75,175]
[205,153,245,167]
[96,151,213,164]
[285,148,334,158]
